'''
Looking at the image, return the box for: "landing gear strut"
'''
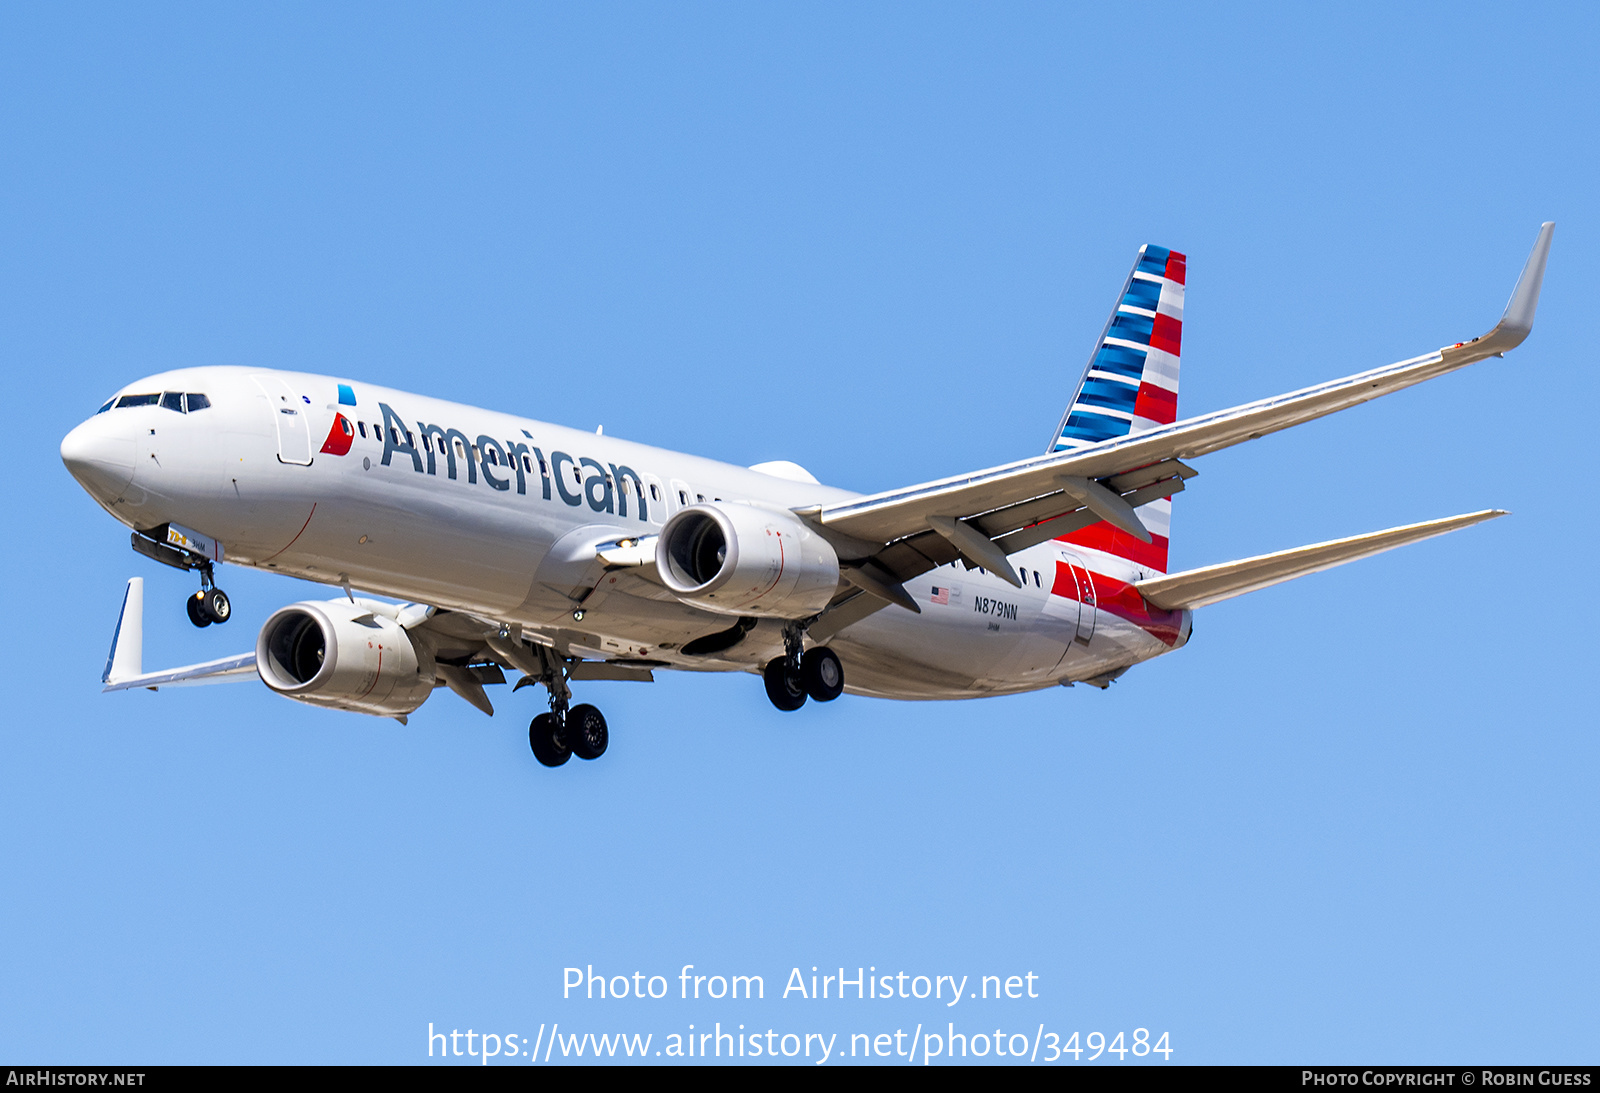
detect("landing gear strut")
[129,527,232,628]
[185,564,230,628]
[763,623,845,711]
[516,643,608,768]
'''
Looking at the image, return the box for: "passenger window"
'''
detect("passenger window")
[650,484,660,501]
[405,431,415,447]
[161,392,185,413]
[522,455,532,473]
[696,493,705,502]
[184,393,210,412]
[358,422,368,438]
[572,465,582,484]
[420,435,431,453]
[678,490,687,504]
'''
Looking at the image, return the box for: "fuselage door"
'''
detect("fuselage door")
[251,375,313,466]
[1053,548,1098,645]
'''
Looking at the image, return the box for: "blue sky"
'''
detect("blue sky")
[3,2,1595,1065]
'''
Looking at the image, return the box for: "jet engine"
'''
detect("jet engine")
[655,502,840,619]
[256,599,436,717]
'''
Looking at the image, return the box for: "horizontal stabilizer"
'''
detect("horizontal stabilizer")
[1136,510,1506,610]
[102,576,258,691]
[103,652,259,692]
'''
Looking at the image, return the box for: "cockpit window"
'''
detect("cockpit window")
[105,391,211,413]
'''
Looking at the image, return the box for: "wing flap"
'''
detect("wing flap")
[1135,510,1506,610]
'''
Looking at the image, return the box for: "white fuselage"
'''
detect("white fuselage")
[62,367,1191,701]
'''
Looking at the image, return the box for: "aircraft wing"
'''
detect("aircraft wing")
[810,223,1552,598]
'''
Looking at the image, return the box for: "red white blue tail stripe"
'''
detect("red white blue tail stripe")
[1051,244,1185,453]
[1050,244,1186,573]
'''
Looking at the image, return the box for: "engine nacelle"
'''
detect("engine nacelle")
[256,599,436,717]
[656,502,840,619]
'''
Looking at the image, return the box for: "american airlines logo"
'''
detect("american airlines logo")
[333,400,651,523]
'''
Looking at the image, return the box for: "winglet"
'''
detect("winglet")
[1501,221,1555,341]
[103,577,144,684]
[1446,222,1554,360]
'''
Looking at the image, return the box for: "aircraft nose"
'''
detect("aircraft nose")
[61,417,135,504]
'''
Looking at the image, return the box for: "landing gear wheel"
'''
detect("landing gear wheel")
[566,704,609,760]
[802,647,844,702]
[763,658,808,711]
[528,713,571,767]
[186,592,212,628]
[201,588,231,624]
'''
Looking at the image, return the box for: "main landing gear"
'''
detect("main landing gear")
[763,623,845,712]
[523,649,609,768]
[185,565,231,628]
[528,705,610,768]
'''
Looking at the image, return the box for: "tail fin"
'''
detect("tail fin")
[1048,244,1186,572]
[1050,243,1186,452]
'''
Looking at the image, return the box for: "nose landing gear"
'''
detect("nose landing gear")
[177,565,231,628]
[184,568,231,628]
[129,527,233,628]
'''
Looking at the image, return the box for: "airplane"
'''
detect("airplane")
[60,223,1553,768]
